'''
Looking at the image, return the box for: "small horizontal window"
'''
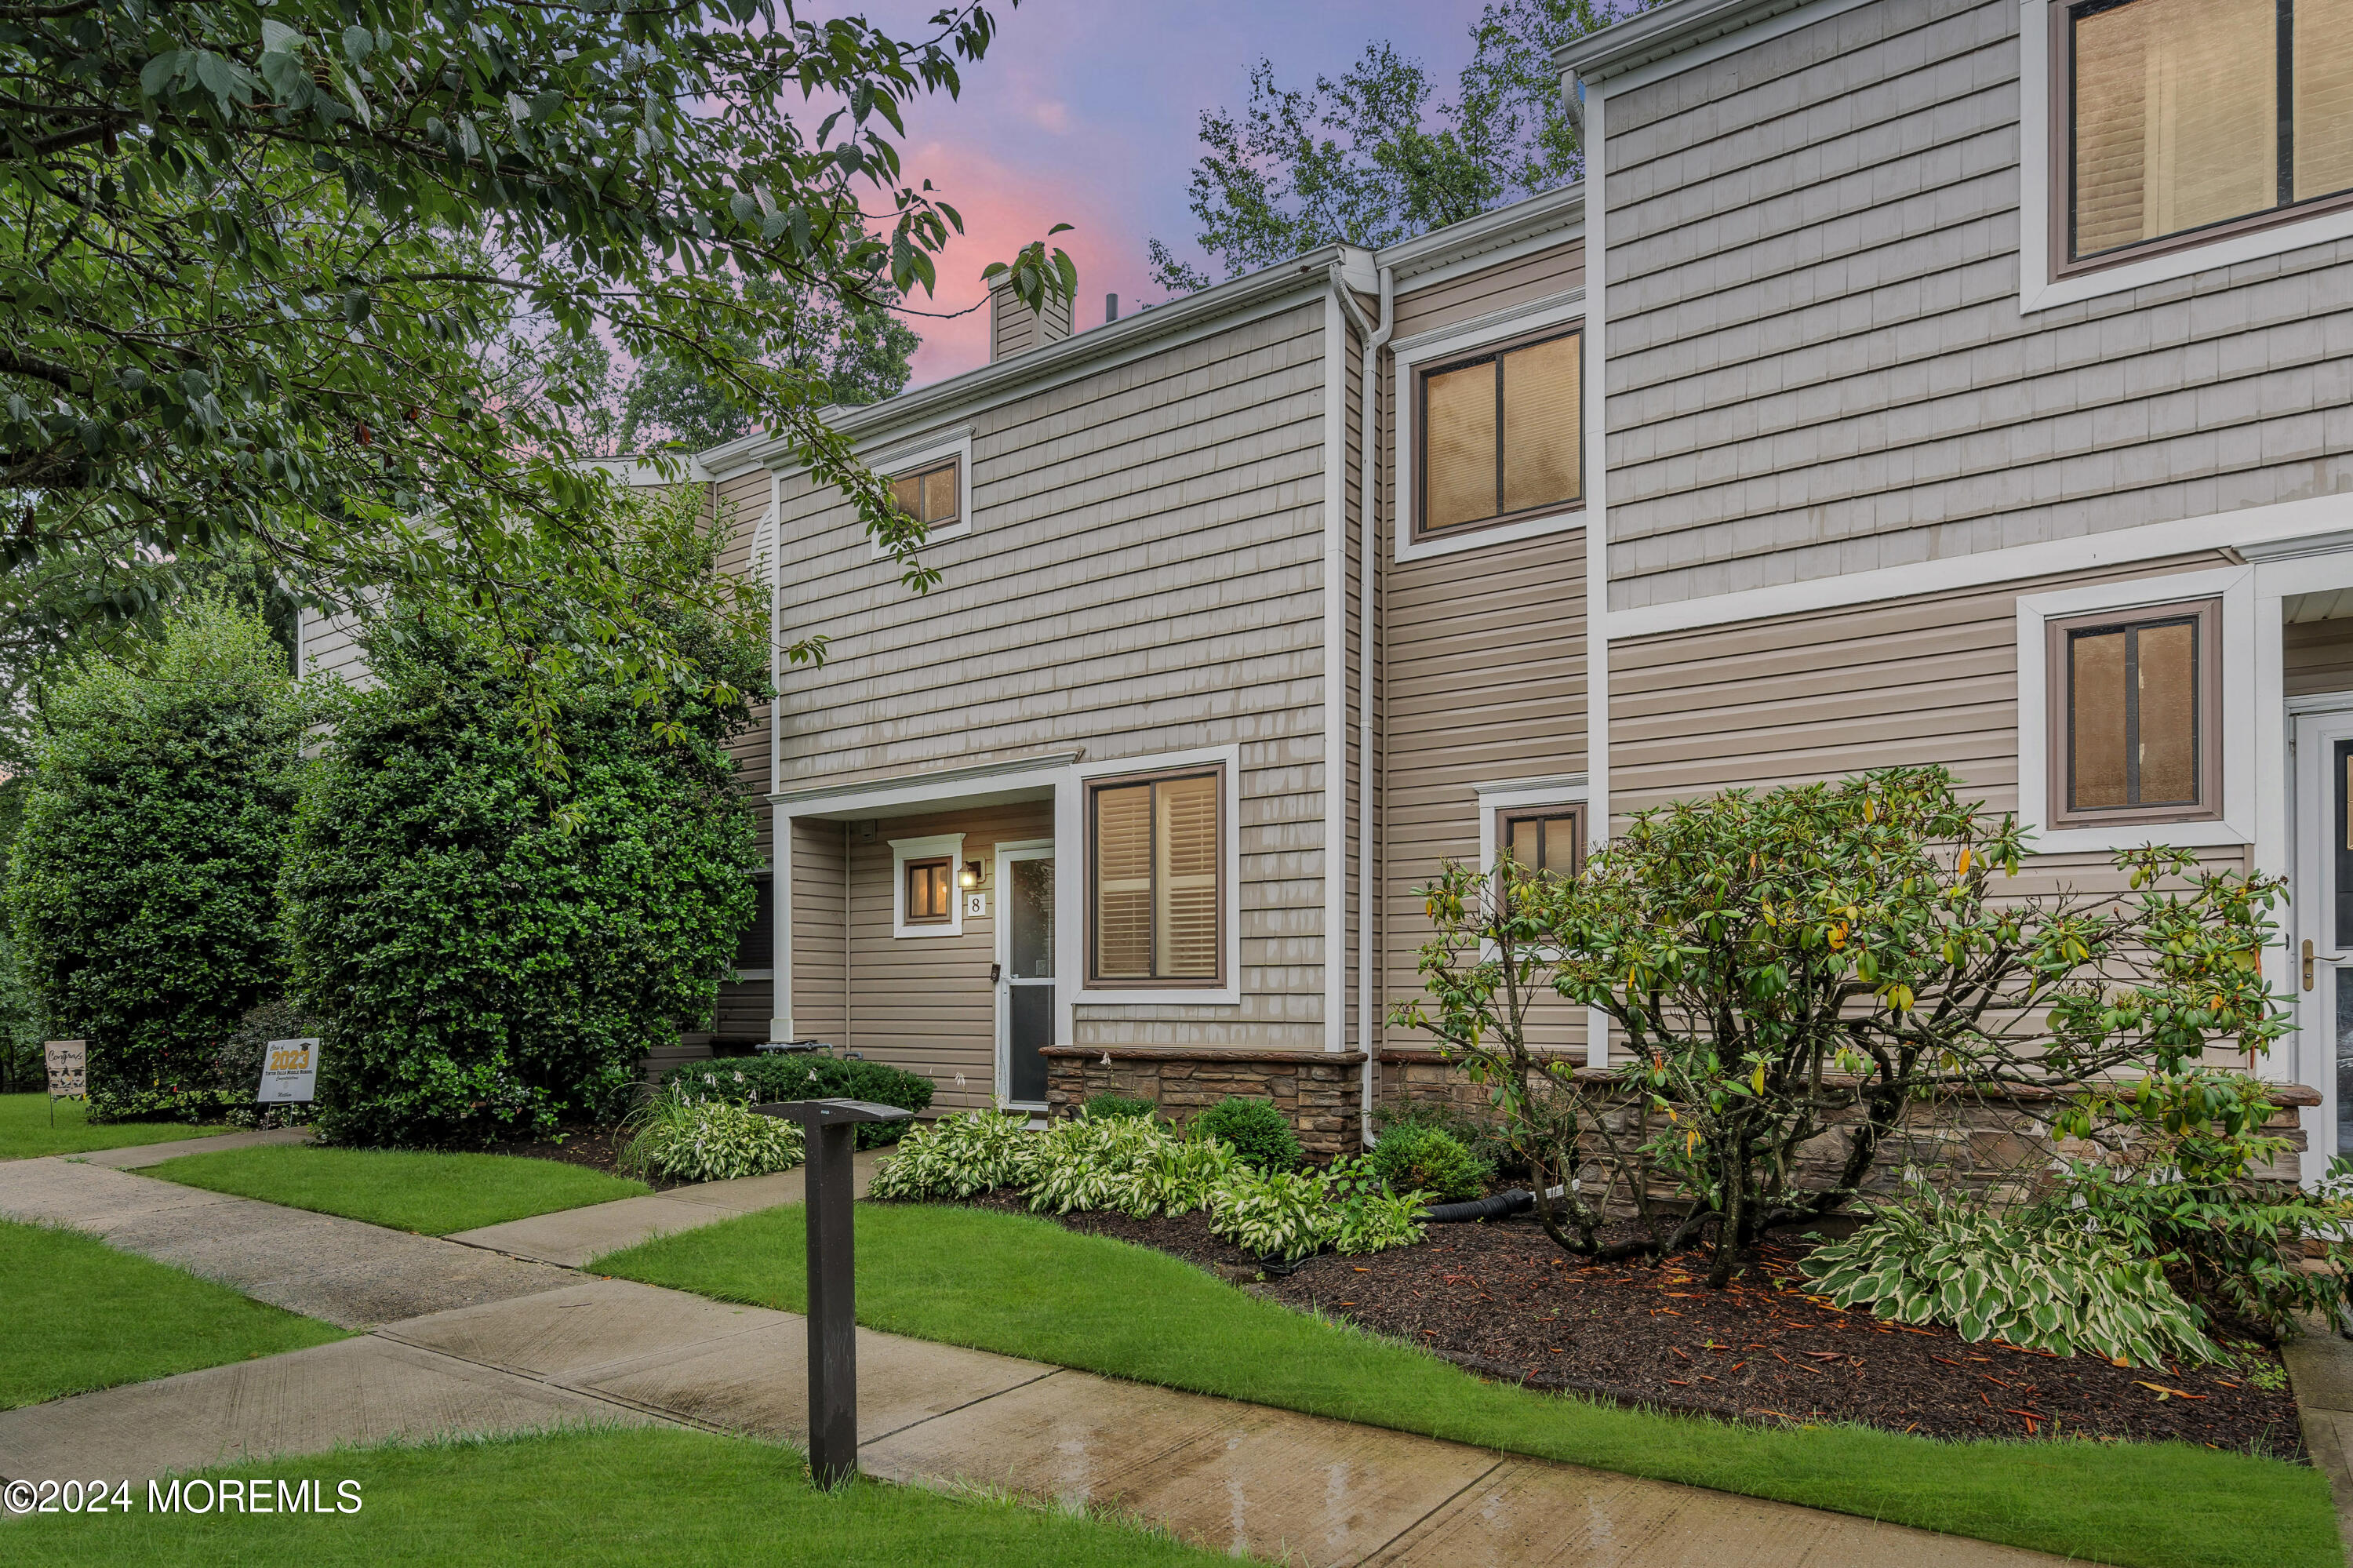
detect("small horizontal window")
[1499,806,1584,878]
[889,457,961,532]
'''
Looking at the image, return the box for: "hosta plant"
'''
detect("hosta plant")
[1134,1133,1242,1218]
[1027,1113,1179,1217]
[1801,1199,2220,1368]
[1209,1164,1334,1262]
[619,1096,804,1185]
[867,1111,1038,1201]
[1326,1156,1428,1255]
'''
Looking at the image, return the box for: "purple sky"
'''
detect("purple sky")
[832,2,1500,385]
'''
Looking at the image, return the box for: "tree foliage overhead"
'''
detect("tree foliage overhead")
[1149,1,1642,293]
[1,0,1071,751]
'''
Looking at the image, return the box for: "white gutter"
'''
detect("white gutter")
[1332,265,1395,1148]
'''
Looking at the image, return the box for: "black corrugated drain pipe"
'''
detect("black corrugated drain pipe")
[1417,1184,1566,1224]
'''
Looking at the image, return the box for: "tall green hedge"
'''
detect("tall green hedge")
[8,602,312,1119]
[285,591,768,1147]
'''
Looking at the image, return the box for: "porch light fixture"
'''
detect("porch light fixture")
[958,860,984,890]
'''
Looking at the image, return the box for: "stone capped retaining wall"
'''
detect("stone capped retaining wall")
[1041,1046,1368,1156]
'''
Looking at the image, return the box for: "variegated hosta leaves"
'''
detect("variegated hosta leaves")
[619,1097,805,1185]
[1209,1164,1336,1262]
[1027,1115,1209,1218]
[1324,1156,1430,1256]
[1802,1204,2220,1369]
[867,1110,1039,1201]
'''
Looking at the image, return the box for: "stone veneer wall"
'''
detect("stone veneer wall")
[1376,1050,2316,1205]
[1041,1046,1369,1156]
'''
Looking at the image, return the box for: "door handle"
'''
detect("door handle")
[2304,939,2317,992]
[989,962,1002,985]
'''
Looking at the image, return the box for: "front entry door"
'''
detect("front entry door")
[2295,710,2353,1162]
[995,842,1056,1108]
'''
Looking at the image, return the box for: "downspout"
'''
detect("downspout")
[1333,264,1395,1151]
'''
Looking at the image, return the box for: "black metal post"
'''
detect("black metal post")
[803,1114,858,1488]
[754,1097,911,1490]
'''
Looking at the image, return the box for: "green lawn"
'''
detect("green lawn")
[1,1220,347,1408]
[2,1425,1235,1566]
[0,1093,232,1162]
[143,1144,649,1235]
[596,1202,2335,1568]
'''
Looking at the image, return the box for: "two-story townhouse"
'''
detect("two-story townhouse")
[674,188,1592,1153]
[300,188,1598,1153]
[1559,0,2350,1179]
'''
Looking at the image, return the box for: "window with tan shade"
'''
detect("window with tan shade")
[904,857,953,925]
[1500,806,1584,877]
[1088,768,1223,985]
[889,457,960,531]
[2048,598,2222,828]
[1417,327,1581,537]
[2064,0,2353,267]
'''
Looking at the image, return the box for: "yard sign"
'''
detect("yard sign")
[43,1039,85,1127]
[257,1038,322,1104]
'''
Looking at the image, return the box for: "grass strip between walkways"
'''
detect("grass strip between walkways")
[594,1201,2336,1568]
[2,1424,1236,1566]
[0,1093,232,1162]
[141,1144,649,1236]
[0,1220,347,1409]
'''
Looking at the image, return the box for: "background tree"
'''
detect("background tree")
[1150,1,1640,292]
[285,486,769,1146]
[9,598,316,1120]
[2,0,1073,765]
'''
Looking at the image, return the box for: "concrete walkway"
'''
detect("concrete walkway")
[0,1155,2070,1566]
[444,1151,881,1267]
[72,1125,311,1170]
[2285,1322,2353,1555]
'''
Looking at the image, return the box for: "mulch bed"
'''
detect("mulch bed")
[963,1192,2308,1459]
[484,1125,690,1191]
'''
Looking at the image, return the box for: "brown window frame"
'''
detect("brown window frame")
[2045,596,2224,829]
[889,456,962,533]
[1497,805,1586,878]
[902,856,955,926]
[1413,324,1584,541]
[2049,0,2353,278]
[1084,764,1226,990]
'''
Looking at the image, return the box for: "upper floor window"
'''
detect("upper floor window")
[2063,0,2353,268]
[2046,597,2222,827]
[890,457,961,535]
[1088,767,1222,987]
[1417,327,1582,539]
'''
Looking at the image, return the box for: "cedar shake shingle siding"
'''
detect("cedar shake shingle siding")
[1598,0,2353,613]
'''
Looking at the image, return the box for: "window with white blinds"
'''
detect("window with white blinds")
[1089,769,1222,984]
[2067,0,2353,263]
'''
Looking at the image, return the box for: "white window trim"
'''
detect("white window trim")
[2016,566,2255,853]
[1061,743,1243,1006]
[866,427,974,558]
[889,832,967,939]
[2017,0,2353,315]
[1473,773,1590,873]
[1393,293,1587,564]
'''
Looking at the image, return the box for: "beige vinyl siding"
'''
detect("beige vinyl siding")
[789,820,847,1045]
[1609,552,2234,824]
[771,300,1335,1053]
[1598,0,2353,613]
[1378,240,1590,1056]
[2286,616,2353,697]
[841,802,1052,1108]
[711,466,776,866]
[296,606,373,689]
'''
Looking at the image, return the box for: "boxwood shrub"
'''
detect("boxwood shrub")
[1191,1096,1302,1172]
[658,1054,934,1147]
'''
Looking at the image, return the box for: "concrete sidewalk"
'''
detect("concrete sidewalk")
[71,1125,311,1170]
[444,1149,882,1266]
[0,1152,2069,1566]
